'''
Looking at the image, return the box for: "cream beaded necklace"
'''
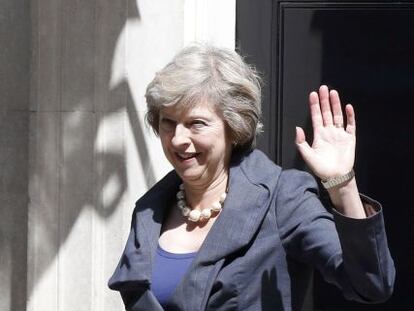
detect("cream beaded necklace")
[176,183,227,222]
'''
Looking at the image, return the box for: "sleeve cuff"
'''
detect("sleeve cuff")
[332,193,382,221]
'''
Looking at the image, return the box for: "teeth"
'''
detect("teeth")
[178,153,196,159]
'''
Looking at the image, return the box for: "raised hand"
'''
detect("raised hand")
[295,85,356,181]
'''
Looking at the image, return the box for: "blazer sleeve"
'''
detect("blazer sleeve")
[275,169,395,303]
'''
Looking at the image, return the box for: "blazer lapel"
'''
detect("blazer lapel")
[169,154,273,310]
[134,171,180,281]
[108,171,180,291]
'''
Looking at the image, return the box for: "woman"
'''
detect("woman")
[108,45,395,310]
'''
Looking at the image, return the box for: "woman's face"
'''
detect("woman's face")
[159,101,232,186]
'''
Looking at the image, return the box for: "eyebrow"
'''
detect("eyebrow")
[159,112,175,120]
[160,111,213,122]
[188,114,211,119]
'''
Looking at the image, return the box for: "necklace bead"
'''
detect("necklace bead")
[188,209,202,222]
[177,183,227,223]
[182,207,191,217]
[211,201,222,212]
[201,208,212,219]
[177,190,185,200]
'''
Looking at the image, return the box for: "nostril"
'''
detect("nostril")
[171,135,191,146]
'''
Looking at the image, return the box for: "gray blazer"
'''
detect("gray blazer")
[108,149,395,310]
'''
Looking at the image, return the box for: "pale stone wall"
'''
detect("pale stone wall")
[0,0,30,310]
[0,0,235,309]
[24,1,235,311]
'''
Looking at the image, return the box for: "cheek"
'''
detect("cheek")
[159,135,172,154]
[203,135,229,156]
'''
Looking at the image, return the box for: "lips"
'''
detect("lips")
[176,152,200,161]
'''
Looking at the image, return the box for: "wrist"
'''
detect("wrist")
[321,169,355,190]
[327,177,366,219]
[326,176,357,197]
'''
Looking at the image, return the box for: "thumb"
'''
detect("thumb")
[295,127,313,160]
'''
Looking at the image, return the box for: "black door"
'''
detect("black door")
[237,1,413,310]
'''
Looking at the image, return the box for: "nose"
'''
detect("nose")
[171,124,191,147]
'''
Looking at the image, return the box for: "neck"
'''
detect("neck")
[183,170,229,209]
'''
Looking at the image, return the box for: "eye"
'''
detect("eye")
[191,119,207,128]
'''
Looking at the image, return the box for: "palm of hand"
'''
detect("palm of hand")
[308,126,355,180]
[296,85,356,180]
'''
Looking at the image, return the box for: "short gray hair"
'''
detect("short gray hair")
[145,44,263,151]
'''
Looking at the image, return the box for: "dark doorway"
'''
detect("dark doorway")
[237,1,413,310]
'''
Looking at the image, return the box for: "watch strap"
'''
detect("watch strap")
[321,169,355,189]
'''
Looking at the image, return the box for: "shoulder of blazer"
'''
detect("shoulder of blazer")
[133,170,181,214]
[233,149,282,192]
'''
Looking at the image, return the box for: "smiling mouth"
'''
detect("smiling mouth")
[176,152,200,161]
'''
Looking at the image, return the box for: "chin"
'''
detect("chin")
[177,172,202,183]
[176,168,206,183]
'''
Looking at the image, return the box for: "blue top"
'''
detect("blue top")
[151,245,197,307]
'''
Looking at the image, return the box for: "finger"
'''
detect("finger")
[309,91,323,129]
[345,104,356,135]
[295,126,314,160]
[295,126,306,144]
[319,85,333,126]
[329,89,344,127]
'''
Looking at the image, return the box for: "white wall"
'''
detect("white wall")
[27,0,235,310]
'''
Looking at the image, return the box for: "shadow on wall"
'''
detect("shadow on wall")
[27,0,156,307]
[0,0,30,310]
